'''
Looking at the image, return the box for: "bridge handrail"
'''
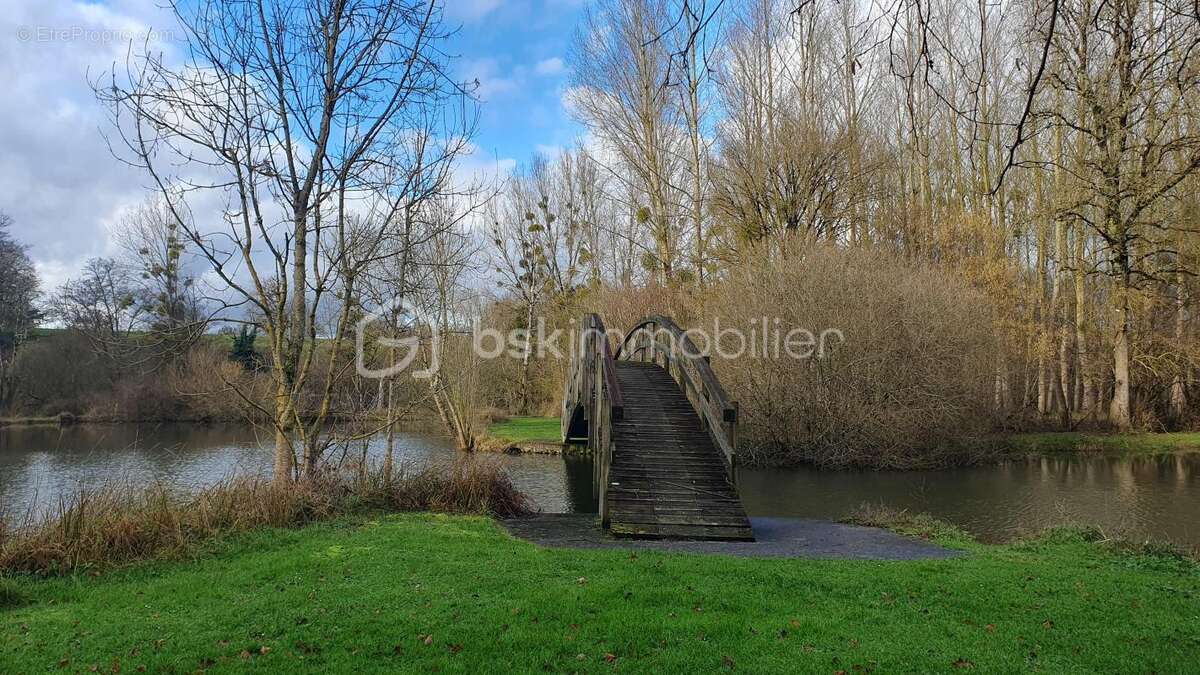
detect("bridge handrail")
[561,313,624,524]
[591,314,624,414]
[561,315,623,435]
[615,315,739,470]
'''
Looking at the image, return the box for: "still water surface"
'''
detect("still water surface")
[0,424,597,517]
[2,424,1198,550]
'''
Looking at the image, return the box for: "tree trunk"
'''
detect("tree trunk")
[273,380,294,484]
[1074,222,1095,413]
[1168,277,1188,423]
[519,299,534,415]
[1051,213,1071,427]
[432,377,474,452]
[383,378,396,480]
[292,205,309,446]
[1035,188,1050,416]
[1110,267,1133,429]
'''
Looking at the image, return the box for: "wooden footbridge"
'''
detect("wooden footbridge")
[562,315,753,541]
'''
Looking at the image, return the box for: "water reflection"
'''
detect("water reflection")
[737,455,1200,549]
[562,453,599,513]
[2,425,1198,551]
[0,423,580,518]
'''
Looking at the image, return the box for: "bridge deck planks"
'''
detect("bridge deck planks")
[605,361,754,541]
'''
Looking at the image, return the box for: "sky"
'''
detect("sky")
[0,0,588,292]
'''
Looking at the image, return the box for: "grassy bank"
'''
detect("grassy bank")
[0,416,67,428]
[485,416,561,444]
[3,514,1197,672]
[1010,431,1200,457]
[478,417,1200,465]
[0,459,525,575]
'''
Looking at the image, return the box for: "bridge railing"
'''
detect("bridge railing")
[561,313,623,524]
[616,315,739,474]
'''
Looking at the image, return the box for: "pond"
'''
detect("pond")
[0,424,597,518]
[737,457,1200,548]
[2,424,1198,551]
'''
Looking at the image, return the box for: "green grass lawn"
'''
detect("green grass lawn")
[487,416,560,444]
[1010,431,1200,456]
[3,514,1198,672]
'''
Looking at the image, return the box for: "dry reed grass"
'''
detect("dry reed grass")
[0,457,527,575]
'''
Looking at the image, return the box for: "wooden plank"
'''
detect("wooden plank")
[599,357,753,542]
[611,514,752,527]
[608,501,749,516]
[607,489,739,501]
[612,447,724,455]
[608,480,737,494]
[611,507,722,516]
[612,472,728,480]
[611,460,730,471]
[609,522,754,541]
[607,495,741,506]
[609,496,734,504]
[608,482,734,494]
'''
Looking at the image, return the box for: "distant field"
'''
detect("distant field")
[487,416,560,443]
[1010,431,1200,456]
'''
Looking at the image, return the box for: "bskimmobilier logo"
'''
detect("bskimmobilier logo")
[356,297,439,380]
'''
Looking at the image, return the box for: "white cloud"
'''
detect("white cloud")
[448,141,516,241]
[534,57,565,76]
[453,141,517,191]
[0,0,183,291]
[444,0,503,23]
[1,0,582,299]
[461,57,519,101]
[33,259,74,295]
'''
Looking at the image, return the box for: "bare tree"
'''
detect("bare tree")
[49,258,145,368]
[569,0,688,282]
[0,214,40,409]
[489,158,566,414]
[710,0,854,257]
[670,1,718,284]
[112,196,205,333]
[97,0,478,481]
[1034,0,1200,428]
[419,198,483,450]
[555,146,612,285]
[358,136,484,471]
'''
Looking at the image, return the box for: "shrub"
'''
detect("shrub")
[168,342,269,422]
[9,332,111,416]
[0,457,527,575]
[476,407,510,426]
[590,282,697,333]
[703,245,1003,468]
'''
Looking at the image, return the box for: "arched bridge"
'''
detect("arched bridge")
[562,314,754,541]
